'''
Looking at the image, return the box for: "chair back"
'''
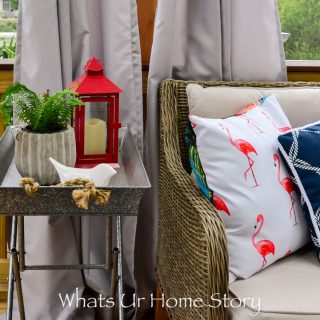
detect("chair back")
[160,80,320,173]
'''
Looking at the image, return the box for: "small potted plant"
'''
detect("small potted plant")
[0,83,84,185]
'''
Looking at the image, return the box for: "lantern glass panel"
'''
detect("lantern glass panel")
[84,101,109,155]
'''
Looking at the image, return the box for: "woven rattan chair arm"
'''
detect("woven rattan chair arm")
[158,79,229,320]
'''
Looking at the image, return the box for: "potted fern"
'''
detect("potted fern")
[0,83,84,185]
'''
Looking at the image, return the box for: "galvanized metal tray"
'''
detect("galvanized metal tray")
[0,126,150,216]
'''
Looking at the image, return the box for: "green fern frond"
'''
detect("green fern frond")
[0,83,35,125]
[0,83,83,133]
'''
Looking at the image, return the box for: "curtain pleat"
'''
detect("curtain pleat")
[135,0,287,318]
[13,0,142,319]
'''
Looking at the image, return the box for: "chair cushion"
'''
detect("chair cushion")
[186,84,320,128]
[187,95,309,282]
[278,122,320,261]
[231,306,320,320]
[229,246,320,317]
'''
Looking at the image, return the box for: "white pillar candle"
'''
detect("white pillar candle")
[84,118,107,155]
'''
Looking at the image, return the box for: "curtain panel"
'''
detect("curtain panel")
[13,0,142,319]
[136,0,286,317]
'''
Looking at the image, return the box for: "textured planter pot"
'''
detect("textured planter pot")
[14,126,76,185]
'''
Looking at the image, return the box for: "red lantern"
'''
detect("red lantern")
[68,57,122,168]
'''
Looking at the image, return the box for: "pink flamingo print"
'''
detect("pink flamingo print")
[273,153,298,226]
[252,214,275,270]
[220,124,260,187]
[239,115,264,134]
[261,111,291,132]
[235,101,259,115]
[213,195,230,216]
[235,101,264,134]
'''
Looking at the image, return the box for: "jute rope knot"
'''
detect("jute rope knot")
[20,178,39,196]
[20,178,111,210]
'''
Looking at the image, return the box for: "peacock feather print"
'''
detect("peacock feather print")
[259,95,270,105]
[185,120,214,203]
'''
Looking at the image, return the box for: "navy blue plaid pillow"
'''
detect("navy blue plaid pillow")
[278,122,320,261]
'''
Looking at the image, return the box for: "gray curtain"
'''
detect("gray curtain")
[13,0,142,319]
[135,0,287,317]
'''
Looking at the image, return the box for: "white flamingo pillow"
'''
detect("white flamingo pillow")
[188,94,309,282]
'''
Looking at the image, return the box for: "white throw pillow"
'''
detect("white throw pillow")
[187,95,309,283]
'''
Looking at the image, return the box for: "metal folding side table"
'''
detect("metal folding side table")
[0,126,150,320]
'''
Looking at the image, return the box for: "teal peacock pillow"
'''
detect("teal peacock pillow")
[185,121,214,203]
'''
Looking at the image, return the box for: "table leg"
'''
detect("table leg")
[17,216,25,272]
[110,248,119,320]
[116,216,124,320]
[6,216,26,320]
[11,249,25,320]
[6,216,16,320]
[105,216,112,271]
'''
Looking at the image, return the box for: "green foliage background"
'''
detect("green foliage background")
[10,0,19,11]
[0,21,16,32]
[279,0,320,60]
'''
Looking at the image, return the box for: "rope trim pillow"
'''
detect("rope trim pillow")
[278,121,320,261]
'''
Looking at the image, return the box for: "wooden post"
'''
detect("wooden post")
[137,0,157,129]
[0,217,7,259]
[154,286,170,320]
[137,0,157,65]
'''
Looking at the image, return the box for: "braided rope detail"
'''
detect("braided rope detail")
[293,159,320,175]
[311,234,320,248]
[20,178,111,210]
[300,129,320,135]
[315,207,320,225]
[288,130,299,162]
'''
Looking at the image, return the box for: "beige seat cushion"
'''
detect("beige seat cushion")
[229,247,320,318]
[230,304,320,320]
[187,84,320,127]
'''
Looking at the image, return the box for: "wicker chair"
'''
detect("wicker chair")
[157,79,320,320]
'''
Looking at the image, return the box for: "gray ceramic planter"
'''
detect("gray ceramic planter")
[14,126,76,185]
